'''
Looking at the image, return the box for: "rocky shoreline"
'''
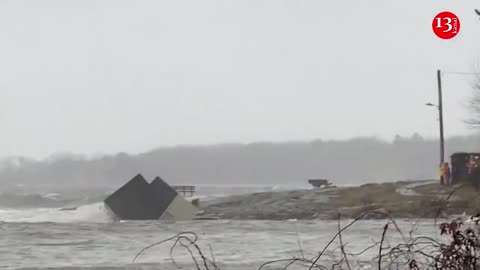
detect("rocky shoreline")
[199,181,479,220]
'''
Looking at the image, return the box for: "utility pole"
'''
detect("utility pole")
[437,69,445,185]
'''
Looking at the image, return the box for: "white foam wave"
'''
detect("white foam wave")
[0,202,114,223]
[42,193,61,200]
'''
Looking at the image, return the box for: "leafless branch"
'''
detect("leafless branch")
[378,223,389,270]
[337,214,351,270]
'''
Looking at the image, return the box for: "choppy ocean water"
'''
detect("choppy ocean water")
[0,185,443,270]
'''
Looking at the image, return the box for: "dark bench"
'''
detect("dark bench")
[308,179,332,189]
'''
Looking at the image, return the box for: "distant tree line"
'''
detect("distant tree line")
[1,134,480,188]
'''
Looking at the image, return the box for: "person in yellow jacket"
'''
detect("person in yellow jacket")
[443,162,451,185]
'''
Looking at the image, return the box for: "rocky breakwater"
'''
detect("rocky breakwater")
[201,188,340,220]
[200,181,479,220]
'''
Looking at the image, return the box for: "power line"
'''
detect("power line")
[442,71,480,76]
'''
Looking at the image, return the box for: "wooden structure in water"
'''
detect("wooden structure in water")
[173,185,196,198]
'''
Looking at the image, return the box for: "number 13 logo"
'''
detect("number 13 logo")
[433,11,460,39]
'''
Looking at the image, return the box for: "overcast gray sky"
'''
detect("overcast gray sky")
[1,1,480,159]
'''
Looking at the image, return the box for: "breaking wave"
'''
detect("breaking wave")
[0,190,110,209]
[0,186,117,223]
[0,202,115,223]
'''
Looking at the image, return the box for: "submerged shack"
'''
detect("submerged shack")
[104,174,198,221]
